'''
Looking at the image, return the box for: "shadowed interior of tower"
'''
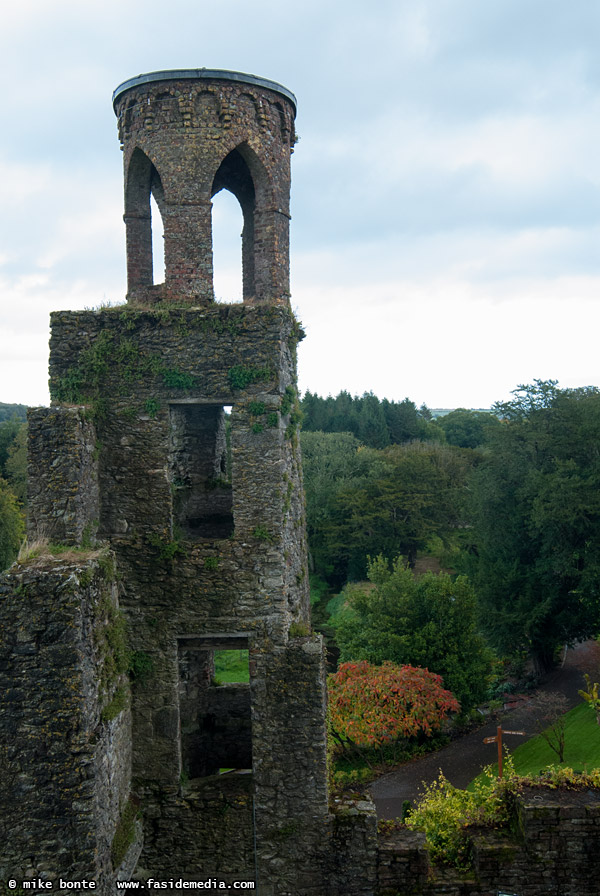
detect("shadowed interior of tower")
[177,635,251,778]
[168,402,233,539]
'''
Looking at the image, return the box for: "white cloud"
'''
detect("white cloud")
[297,273,600,408]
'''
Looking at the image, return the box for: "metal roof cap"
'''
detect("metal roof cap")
[112,69,296,115]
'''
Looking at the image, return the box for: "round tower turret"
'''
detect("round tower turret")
[113,69,297,306]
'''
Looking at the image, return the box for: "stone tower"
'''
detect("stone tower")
[0,70,377,896]
[115,69,296,308]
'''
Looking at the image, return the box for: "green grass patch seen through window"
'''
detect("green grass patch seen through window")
[213,649,249,683]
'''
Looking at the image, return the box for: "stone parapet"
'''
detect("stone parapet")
[27,406,99,545]
[375,788,600,896]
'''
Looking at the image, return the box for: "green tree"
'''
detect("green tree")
[300,390,439,447]
[0,418,24,479]
[381,397,427,443]
[0,478,25,571]
[300,430,374,584]
[326,441,471,581]
[334,555,491,712]
[0,403,27,424]
[467,380,600,675]
[438,408,500,449]
[5,423,27,504]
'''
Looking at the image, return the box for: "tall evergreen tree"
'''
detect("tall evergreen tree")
[468,381,600,674]
[0,478,24,571]
[301,390,437,447]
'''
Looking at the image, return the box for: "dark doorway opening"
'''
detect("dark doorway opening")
[178,635,252,779]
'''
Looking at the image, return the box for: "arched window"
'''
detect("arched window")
[211,189,243,303]
[124,148,165,295]
[211,145,261,302]
[150,192,165,285]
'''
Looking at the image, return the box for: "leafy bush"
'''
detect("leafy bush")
[409,759,600,870]
[334,556,491,712]
[407,761,516,870]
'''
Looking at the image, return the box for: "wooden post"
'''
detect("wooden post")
[483,727,525,778]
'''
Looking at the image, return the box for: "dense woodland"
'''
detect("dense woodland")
[2,383,600,713]
[301,383,600,707]
[0,404,27,571]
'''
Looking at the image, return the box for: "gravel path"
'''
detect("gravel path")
[369,640,600,819]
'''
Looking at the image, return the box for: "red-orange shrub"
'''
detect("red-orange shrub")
[328,660,460,751]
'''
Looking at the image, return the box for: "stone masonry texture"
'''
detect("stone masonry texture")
[113,71,296,306]
[0,554,132,894]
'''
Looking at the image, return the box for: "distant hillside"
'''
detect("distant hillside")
[0,402,28,422]
[430,408,493,419]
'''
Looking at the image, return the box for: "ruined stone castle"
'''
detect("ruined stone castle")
[1,70,600,896]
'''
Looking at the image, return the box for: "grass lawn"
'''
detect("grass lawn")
[213,649,249,683]
[471,702,600,786]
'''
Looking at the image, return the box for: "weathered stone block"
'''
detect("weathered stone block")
[0,552,131,894]
[27,406,99,545]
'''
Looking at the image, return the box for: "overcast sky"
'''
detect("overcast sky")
[1,0,599,409]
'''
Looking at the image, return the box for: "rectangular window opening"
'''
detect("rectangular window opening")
[169,403,233,539]
[178,636,251,779]
[213,648,250,684]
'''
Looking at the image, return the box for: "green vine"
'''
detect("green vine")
[146,532,187,567]
[101,686,128,723]
[51,328,199,405]
[228,364,275,391]
[280,386,303,439]
[144,398,160,418]
[129,650,154,684]
[95,593,130,722]
[248,401,266,416]
[162,369,197,390]
[283,478,294,513]
[252,525,274,543]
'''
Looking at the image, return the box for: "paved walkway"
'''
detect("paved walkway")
[369,640,600,819]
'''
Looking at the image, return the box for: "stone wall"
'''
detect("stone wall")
[376,788,600,896]
[27,407,99,545]
[325,799,379,896]
[252,636,330,896]
[0,552,134,894]
[27,302,325,892]
[137,775,254,882]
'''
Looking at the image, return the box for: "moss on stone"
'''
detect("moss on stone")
[101,685,128,722]
[111,794,140,868]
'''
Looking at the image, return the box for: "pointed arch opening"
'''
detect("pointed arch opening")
[211,189,243,304]
[124,148,165,295]
[150,192,165,285]
[211,144,269,302]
